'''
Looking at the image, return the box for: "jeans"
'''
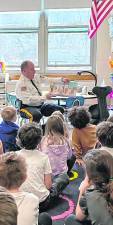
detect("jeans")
[21,103,64,122]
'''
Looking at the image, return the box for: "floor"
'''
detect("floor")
[46,164,84,225]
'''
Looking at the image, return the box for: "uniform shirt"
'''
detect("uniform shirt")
[11,192,39,225]
[72,124,97,159]
[15,74,43,106]
[19,149,52,202]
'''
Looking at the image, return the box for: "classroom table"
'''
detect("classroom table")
[6,92,97,107]
[50,94,97,105]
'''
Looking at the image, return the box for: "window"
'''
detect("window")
[0,11,39,67]
[46,9,95,71]
[0,9,96,73]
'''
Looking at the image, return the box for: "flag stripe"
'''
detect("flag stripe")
[97,0,112,12]
[98,2,113,24]
[97,5,113,29]
[88,0,113,39]
[98,0,113,19]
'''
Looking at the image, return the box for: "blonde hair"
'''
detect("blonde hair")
[45,115,64,136]
[1,106,17,122]
[52,111,64,121]
[50,112,69,138]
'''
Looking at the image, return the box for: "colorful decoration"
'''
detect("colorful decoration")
[51,195,75,221]
[69,170,78,181]
[0,61,6,73]
[108,90,113,99]
[110,73,113,82]
[109,57,113,69]
[108,57,113,100]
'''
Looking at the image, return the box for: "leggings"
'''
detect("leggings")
[38,212,52,225]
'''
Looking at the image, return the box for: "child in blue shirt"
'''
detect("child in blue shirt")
[0,106,19,152]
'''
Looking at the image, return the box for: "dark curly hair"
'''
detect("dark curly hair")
[84,149,113,216]
[68,106,91,129]
[17,122,42,150]
[96,121,113,148]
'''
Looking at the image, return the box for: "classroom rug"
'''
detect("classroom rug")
[47,164,84,225]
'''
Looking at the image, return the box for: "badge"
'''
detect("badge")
[21,86,27,91]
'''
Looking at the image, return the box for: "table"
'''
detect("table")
[7,92,97,107]
[50,94,97,105]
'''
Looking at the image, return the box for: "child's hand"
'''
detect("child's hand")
[79,175,91,194]
[76,159,85,166]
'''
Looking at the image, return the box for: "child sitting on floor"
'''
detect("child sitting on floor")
[0,186,18,225]
[0,151,39,225]
[17,122,69,212]
[68,106,97,166]
[65,149,113,225]
[51,110,69,139]
[0,106,19,152]
[41,115,76,177]
[96,121,113,155]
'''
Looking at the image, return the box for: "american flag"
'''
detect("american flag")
[88,0,113,39]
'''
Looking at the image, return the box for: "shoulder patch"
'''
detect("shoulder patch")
[21,86,27,91]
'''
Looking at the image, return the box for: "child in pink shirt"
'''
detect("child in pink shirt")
[41,115,75,177]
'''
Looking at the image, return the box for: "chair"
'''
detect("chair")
[65,96,84,108]
[64,96,84,121]
[89,86,112,124]
[6,93,33,126]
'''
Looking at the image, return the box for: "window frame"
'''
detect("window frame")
[39,9,96,74]
[0,9,96,74]
[0,11,39,69]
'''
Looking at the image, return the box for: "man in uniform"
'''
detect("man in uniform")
[15,60,64,122]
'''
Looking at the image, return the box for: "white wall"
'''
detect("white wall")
[96,16,112,86]
[0,0,91,11]
[45,0,91,9]
[0,0,41,11]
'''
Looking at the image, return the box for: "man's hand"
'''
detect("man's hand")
[40,96,46,101]
[45,93,53,99]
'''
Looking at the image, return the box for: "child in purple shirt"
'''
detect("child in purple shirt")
[41,115,75,177]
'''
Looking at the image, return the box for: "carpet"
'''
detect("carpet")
[47,164,84,225]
